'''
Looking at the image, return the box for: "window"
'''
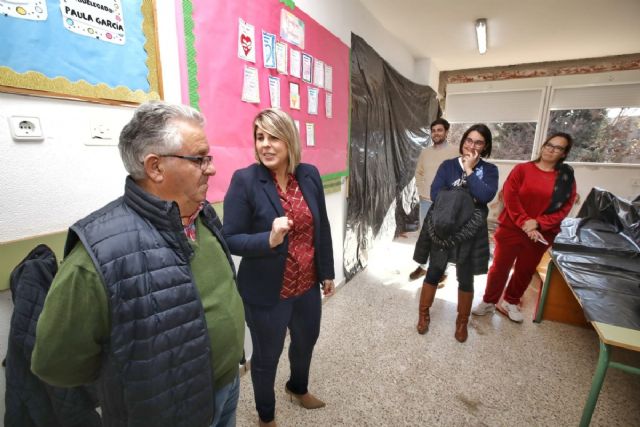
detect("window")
[445,73,640,165]
[449,122,537,161]
[547,108,640,163]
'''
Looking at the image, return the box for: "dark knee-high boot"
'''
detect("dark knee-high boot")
[455,291,474,342]
[417,283,437,334]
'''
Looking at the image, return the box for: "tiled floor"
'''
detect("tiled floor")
[2,232,639,426]
[235,232,640,426]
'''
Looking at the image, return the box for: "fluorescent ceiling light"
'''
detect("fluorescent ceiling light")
[475,18,487,54]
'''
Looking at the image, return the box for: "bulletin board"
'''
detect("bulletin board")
[0,0,162,104]
[180,0,349,202]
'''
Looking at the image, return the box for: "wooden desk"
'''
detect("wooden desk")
[534,259,640,427]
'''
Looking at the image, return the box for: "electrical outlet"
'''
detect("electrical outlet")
[8,116,44,142]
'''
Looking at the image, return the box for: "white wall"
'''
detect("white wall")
[295,0,415,80]
[0,94,131,241]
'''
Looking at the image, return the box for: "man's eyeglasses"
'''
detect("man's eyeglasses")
[542,143,566,153]
[463,137,486,147]
[160,154,213,170]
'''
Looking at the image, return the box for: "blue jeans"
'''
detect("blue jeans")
[210,374,240,427]
[244,286,322,422]
[419,199,433,228]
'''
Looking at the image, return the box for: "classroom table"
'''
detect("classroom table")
[534,256,640,427]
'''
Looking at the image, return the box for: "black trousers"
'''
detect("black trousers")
[425,262,474,292]
[244,286,321,422]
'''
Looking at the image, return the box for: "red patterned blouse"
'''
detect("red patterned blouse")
[273,172,317,299]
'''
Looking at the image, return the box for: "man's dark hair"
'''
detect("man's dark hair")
[430,118,450,131]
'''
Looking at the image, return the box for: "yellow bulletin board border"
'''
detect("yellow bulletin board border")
[0,0,162,106]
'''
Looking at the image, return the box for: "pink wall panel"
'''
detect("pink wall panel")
[190,0,349,201]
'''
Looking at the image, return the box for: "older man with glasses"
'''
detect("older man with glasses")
[32,101,245,427]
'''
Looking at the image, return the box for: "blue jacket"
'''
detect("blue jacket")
[430,157,498,205]
[416,156,499,275]
[223,163,335,306]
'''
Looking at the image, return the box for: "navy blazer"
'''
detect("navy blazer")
[223,163,335,306]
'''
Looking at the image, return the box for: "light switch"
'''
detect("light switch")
[86,120,117,146]
[8,116,44,142]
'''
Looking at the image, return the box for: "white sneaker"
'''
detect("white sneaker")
[499,300,524,323]
[472,301,495,316]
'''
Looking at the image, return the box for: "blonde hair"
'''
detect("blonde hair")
[253,108,301,174]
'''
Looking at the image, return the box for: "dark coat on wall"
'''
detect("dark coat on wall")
[4,244,101,427]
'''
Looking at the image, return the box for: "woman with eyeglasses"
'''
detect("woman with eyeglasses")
[472,132,576,323]
[223,108,335,427]
[413,123,498,342]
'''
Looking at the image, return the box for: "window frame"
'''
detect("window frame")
[445,70,640,166]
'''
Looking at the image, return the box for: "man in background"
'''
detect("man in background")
[32,101,245,427]
[409,117,459,281]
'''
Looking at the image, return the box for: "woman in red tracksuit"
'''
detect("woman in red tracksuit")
[472,132,577,323]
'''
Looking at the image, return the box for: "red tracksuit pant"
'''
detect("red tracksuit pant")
[483,225,551,305]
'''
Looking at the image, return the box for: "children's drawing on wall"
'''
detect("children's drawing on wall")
[289,81,300,110]
[289,48,301,78]
[262,30,276,68]
[306,122,315,146]
[183,0,349,200]
[324,64,333,92]
[241,65,260,103]
[61,0,125,44]
[325,93,332,118]
[313,59,324,88]
[238,18,256,62]
[0,0,47,20]
[308,86,318,115]
[269,75,280,108]
[302,52,312,83]
[280,8,304,48]
[275,41,288,74]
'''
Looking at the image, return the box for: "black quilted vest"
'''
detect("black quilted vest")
[64,177,235,427]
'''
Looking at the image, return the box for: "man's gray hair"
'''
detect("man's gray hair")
[119,101,205,179]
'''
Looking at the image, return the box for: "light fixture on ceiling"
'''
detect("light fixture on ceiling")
[475,18,487,54]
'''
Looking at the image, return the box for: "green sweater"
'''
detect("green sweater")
[32,219,245,390]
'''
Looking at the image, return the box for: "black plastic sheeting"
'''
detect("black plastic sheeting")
[344,34,439,280]
[551,187,640,329]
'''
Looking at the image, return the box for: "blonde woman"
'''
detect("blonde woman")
[223,109,335,426]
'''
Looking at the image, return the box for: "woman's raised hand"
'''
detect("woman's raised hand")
[462,150,480,175]
[269,216,293,248]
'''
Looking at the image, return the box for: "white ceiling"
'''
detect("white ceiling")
[358,0,640,71]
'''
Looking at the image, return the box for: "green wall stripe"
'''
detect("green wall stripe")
[182,0,200,110]
[321,171,348,182]
[0,232,67,291]
[0,187,341,292]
